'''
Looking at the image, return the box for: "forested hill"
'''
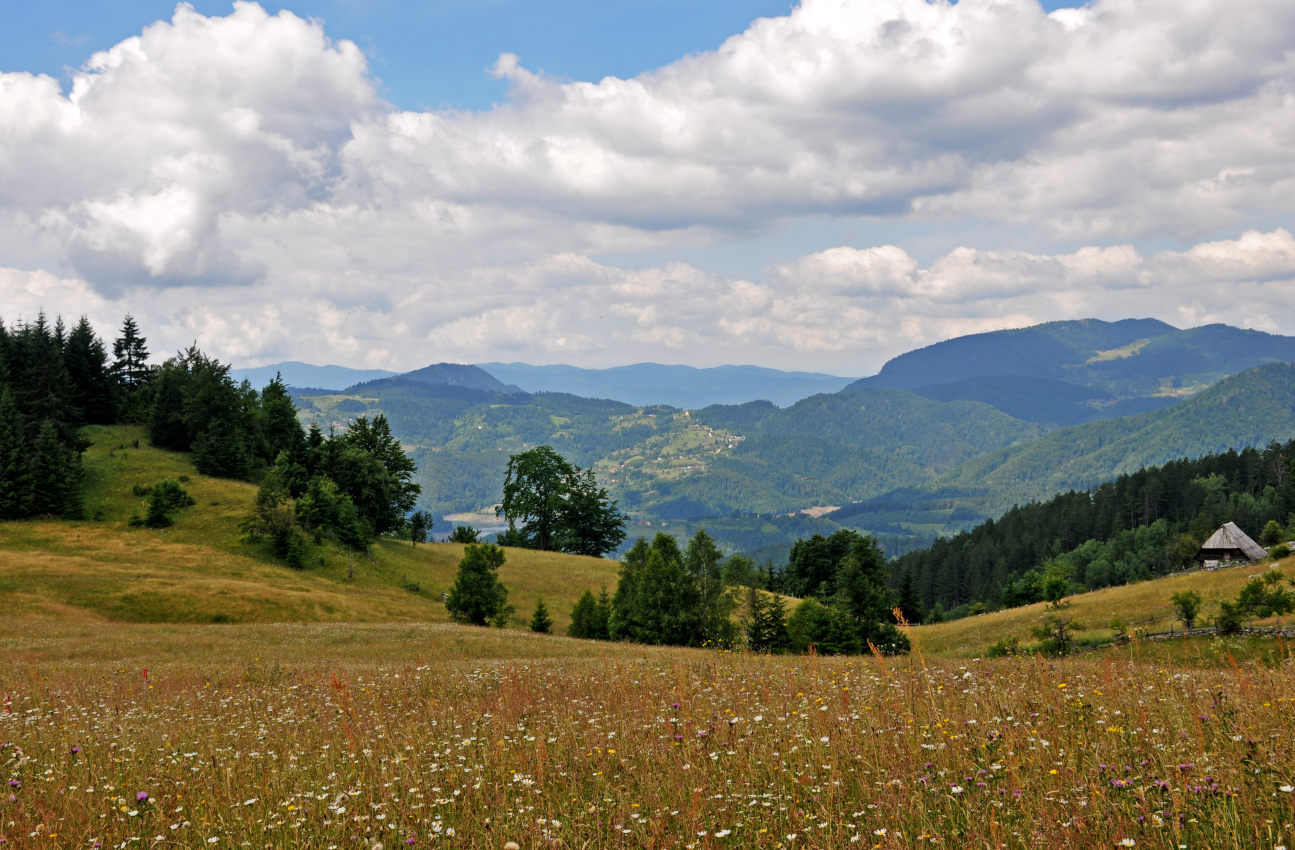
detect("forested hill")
[853,319,1295,426]
[937,361,1295,514]
[891,437,1295,616]
[293,378,1042,542]
[290,319,1295,559]
[832,361,1295,539]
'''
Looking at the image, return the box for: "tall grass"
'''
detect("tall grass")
[3,621,1293,848]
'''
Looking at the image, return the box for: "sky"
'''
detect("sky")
[2,0,1294,376]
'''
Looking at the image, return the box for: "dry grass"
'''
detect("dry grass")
[1,425,621,630]
[3,620,1294,848]
[915,556,1295,657]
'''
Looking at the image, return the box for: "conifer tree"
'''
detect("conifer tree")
[29,419,82,518]
[111,314,150,389]
[529,598,553,634]
[64,316,117,424]
[0,387,33,519]
[445,543,513,627]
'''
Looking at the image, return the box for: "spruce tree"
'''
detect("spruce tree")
[259,374,305,463]
[64,316,117,424]
[0,388,33,518]
[529,598,553,634]
[568,590,599,639]
[29,419,82,518]
[445,544,513,627]
[111,314,150,389]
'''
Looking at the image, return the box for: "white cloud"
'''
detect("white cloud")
[10,227,1292,375]
[2,0,1295,371]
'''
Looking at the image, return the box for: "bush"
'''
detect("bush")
[448,525,480,544]
[985,636,1022,657]
[142,480,196,528]
[1270,543,1290,559]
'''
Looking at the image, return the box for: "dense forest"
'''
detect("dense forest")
[888,439,1295,617]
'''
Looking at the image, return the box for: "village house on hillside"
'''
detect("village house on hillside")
[1195,521,1267,567]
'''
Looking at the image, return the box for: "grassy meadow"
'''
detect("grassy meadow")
[4,425,1295,847]
[1,425,620,633]
[4,624,1295,849]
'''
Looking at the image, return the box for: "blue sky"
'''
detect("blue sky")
[2,0,1292,373]
[4,1,1080,111]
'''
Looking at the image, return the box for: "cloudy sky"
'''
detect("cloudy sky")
[3,0,1294,376]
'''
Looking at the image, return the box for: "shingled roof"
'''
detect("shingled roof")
[1196,521,1267,563]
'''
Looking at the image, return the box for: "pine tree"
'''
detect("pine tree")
[0,387,33,519]
[259,374,305,464]
[529,598,553,634]
[29,419,82,518]
[445,544,513,627]
[568,590,599,639]
[64,316,117,424]
[895,567,925,625]
[192,416,250,479]
[111,314,150,390]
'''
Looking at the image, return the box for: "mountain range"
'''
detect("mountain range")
[279,318,1295,559]
[234,360,855,408]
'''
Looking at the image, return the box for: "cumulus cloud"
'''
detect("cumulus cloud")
[11,227,1292,375]
[2,0,1294,371]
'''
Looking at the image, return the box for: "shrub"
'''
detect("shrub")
[985,636,1022,657]
[448,525,480,544]
[142,480,196,528]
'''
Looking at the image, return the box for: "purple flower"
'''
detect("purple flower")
[137,791,150,802]
[70,746,82,755]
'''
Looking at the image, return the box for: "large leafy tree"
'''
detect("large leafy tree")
[500,445,573,552]
[556,468,627,556]
[326,415,420,535]
[499,445,625,556]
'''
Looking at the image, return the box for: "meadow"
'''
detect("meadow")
[3,620,1294,849]
[5,426,1295,847]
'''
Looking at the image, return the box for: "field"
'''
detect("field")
[3,620,1295,849]
[5,426,1295,847]
[0,425,620,633]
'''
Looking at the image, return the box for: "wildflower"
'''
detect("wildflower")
[1118,841,1136,847]
[951,785,964,794]
[137,791,150,803]
[1279,785,1294,793]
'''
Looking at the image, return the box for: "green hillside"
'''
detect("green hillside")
[1,424,621,632]
[939,361,1295,516]
[293,380,1041,555]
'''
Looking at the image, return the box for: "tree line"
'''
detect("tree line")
[889,440,1295,618]
[1,312,145,519]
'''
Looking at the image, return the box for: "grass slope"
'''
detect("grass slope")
[1,424,621,631]
[914,554,1294,657]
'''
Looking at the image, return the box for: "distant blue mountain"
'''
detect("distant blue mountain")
[476,362,856,408]
[852,318,1295,425]
[231,361,397,391]
[349,363,524,395]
